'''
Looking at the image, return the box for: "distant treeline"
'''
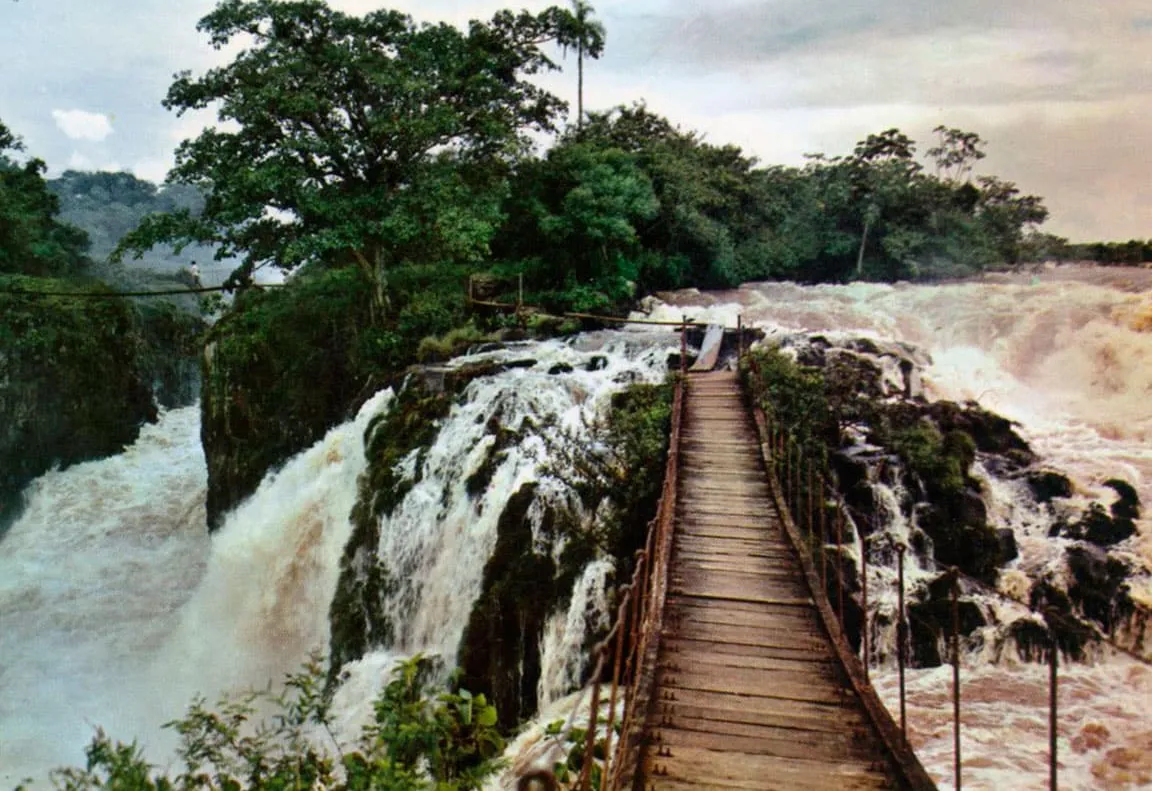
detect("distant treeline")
[1021,234,1152,266]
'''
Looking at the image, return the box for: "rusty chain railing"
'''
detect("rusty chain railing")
[743,343,1152,791]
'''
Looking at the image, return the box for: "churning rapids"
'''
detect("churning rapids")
[2,266,1151,790]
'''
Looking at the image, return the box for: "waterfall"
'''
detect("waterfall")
[6,266,1150,791]
[0,330,678,785]
[325,333,676,731]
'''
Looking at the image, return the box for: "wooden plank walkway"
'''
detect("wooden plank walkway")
[640,371,903,791]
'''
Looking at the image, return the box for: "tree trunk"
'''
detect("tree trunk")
[855,215,872,280]
[577,41,584,130]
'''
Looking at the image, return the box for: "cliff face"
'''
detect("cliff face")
[0,277,157,529]
[199,271,376,530]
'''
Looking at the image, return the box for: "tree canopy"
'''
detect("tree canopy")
[0,120,91,277]
[117,0,601,313]
[113,0,1053,317]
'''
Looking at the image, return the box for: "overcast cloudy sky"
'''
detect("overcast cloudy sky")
[2,0,1150,241]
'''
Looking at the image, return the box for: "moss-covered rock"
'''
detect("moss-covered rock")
[0,275,157,529]
[327,380,451,679]
[200,264,478,530]
[1065,545,1135,633]
[1027,470,1073,503]
[200,269,379,530]
[458,484,557,728]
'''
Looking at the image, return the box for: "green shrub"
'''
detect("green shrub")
[40,656,503,791]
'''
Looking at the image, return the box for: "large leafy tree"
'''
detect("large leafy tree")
[119,0,587,317]
[0,120,90,277]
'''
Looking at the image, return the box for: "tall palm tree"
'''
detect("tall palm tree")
[562,1,605,131]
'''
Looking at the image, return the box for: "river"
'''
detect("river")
[1,266,1149,789]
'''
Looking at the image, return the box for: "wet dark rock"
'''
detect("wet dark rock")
[1,291,159,531]
[465,415,524,499]
[915,502,1002,583]
[459,484,558,729]
[548,363,574,375]
[926,400,1033,459]
[957,490,988,528]
[997,528,1019,564]
[1105,478,1141,522]
[1027,470,1074,503]
[847,337,883,356]
[586,355,609,372]
[1065,545,1134,633]
[1062,502,1137,547]
[825,352,884,400]
[908,573,987,667]
[795,344,826,367]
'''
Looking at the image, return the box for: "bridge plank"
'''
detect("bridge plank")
[638,370,914,790]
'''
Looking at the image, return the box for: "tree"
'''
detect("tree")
[0,119,90,277]
[117,0,587,320]
[927,126,986,184]
[975,176,1049,263]
[848,129,922,278]
[556,1,605,131]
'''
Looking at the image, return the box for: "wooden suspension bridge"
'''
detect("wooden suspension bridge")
[474,288,1141,790]
[519,325,938,791]
[640,369,928,790]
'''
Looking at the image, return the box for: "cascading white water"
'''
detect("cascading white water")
[643,266,1152,790]
[0,331,678,786]
[0,390,393,785]
[326,333,676,731]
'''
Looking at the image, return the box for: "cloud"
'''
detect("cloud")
[51,109,114,141]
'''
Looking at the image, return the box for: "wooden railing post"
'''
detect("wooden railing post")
[1050,631,1059,791]
[862,537,870,681]
[579,668,603,791]
[951,570,962,791]
[680,317,687,377]
[896,545,907,742]
[601,597,628,791]
[835,505,845,622]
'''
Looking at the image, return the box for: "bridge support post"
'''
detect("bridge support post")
[579,670,603,791]
[819,475,827,594]
[679,317,687,377]
[835,506,845,622]
[951,571,962,791]
[897,545,907,742]
[861,535,870,680]
[1049,632,1059,791]
[806,461,815,544]
[602,597,628,791]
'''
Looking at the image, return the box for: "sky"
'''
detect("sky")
[2,0,1150,242]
